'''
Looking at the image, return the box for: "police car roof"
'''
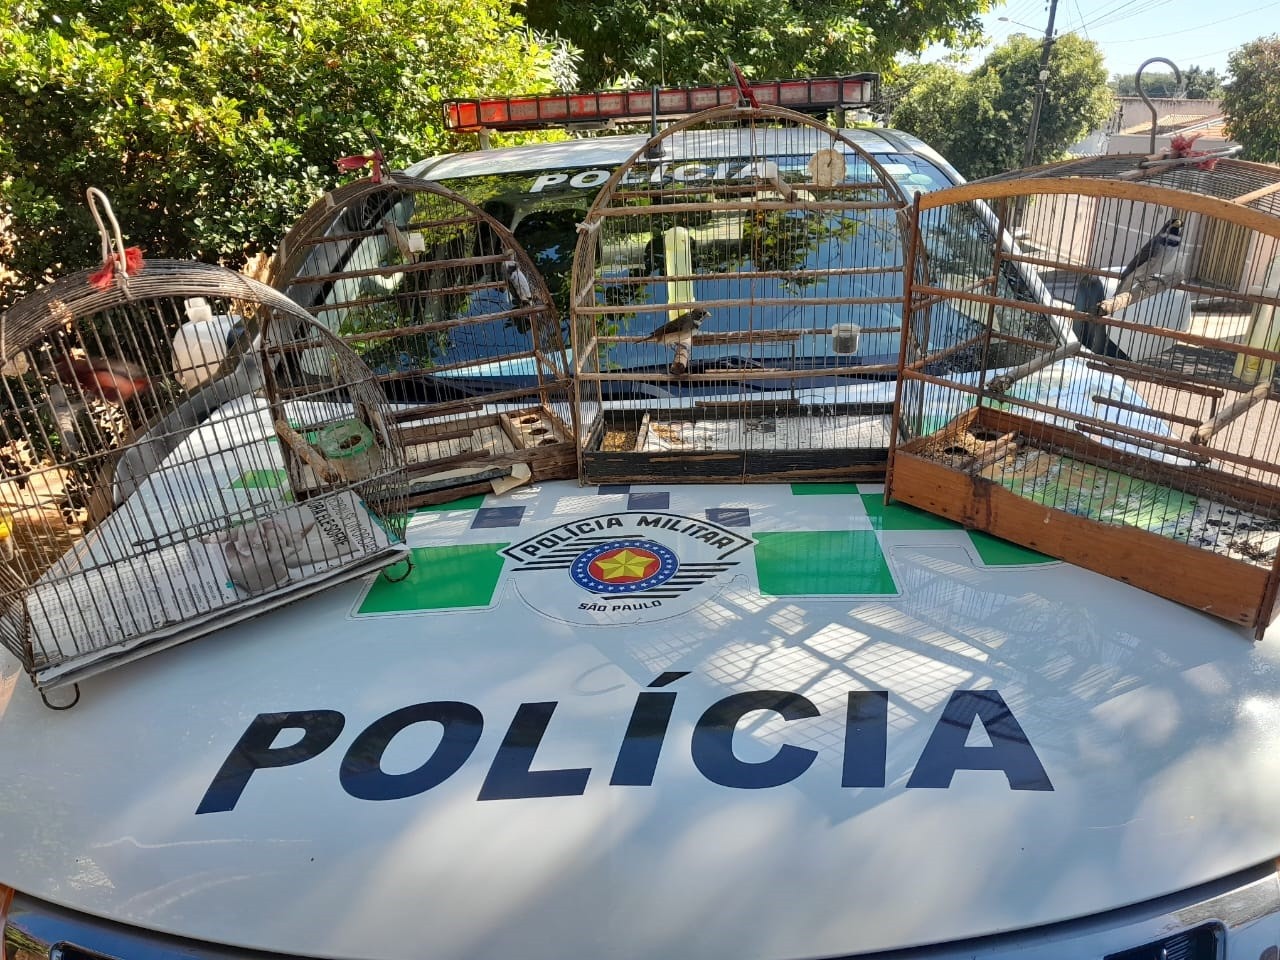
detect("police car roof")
[405,126,947,182]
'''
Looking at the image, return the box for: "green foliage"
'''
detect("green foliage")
[1111,65,1225,99]
[522,0,990,91]
[883,62,967,150]
[890,33,1113,180]
[1224,37,1280,163]
[0,0,565,307]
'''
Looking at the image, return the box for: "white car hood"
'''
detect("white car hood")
[3,479,1280,960]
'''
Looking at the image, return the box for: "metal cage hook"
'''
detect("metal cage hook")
[85,187,129,276]
[1135,57,1183,155]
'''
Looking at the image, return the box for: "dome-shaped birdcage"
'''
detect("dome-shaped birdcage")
[569,102,912,484]
[889,154,1280,637]
[0,192,410,695]
[271,171,574,508]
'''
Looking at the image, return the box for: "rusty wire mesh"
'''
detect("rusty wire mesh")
[271,173,574,508]
[569,103,911,483]
[1,258,409,690]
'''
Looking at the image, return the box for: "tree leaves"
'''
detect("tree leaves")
[890,34,1113,180]
[1223,36,1280,163]
[524,0,985,91]
[0,0,565,307]
[1111,65,1225,100]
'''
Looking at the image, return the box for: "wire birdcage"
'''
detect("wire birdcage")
[889,156,1280,636]
[0,190,409,694]
[271,170,574,508]
[569,102,911,484]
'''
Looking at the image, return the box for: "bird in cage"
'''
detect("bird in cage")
[504,258,535,309]
[46,382,83,455]
[640,307,709,347]
[382,217,424,262]
[1072,274,1123,357]
[30,344,149,456]
[52,352,151,405]
[1115,216,1184,298]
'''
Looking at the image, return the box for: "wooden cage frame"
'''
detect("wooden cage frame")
[890,171,1280,636]
[569,102,912,485]
[271,173,576,508]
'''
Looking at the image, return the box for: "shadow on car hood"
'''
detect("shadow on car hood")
[1,479,1279,960]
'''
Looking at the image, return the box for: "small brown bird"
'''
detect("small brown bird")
[640,307,709,347]
[54,355,151,404]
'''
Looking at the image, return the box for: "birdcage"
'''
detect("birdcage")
[889,154,1280,636]
[271,170,574,508]
[569,102,911,484]
[0,191,410,695]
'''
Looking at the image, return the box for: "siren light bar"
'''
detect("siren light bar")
[443,74,880,133]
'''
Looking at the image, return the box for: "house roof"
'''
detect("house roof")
[1117,113,1222,136]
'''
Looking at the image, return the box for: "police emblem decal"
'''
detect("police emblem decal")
[571,539,679,594]
[501,511,753,624]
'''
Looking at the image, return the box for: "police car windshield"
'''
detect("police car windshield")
[431,153,977,373]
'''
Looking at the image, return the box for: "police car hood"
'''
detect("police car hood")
[3,479,1280,960]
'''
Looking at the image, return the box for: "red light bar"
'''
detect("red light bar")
[443,74,880,133]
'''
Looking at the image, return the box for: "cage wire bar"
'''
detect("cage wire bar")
[889,156,1280,636]
[570,102,912,484]
[0,251,410,692]
[271,173,575,508]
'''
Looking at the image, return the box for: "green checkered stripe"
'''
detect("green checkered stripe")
[353,483,1053,615]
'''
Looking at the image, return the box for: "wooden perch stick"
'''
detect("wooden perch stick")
[275,420,342,483]
[1191,382,1272,445]
[669,338,692,376]
[1075,421,1212,465]
[765,171,795,201]
[1099,272,1184,316]
[987,341,1082,395]
[971,431,1020,473]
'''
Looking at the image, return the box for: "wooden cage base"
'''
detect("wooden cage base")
[581,404,892,484]
[889,406,1280,636]
[399,405,576,508]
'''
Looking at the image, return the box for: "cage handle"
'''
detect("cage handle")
[86,187,128,274]
[1134,57,1182,155]
[85,187,144,291]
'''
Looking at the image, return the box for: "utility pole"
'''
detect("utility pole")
[1021,0,1060,167]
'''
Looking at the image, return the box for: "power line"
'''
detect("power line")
[1071,0,1092,38]
[1085,0,1173,31]
[1077,0,1165,31]
[1110,42,1242,71]
[1100,0,1280,42]
[1070,0,1139,29]
[1004,0,1048,23]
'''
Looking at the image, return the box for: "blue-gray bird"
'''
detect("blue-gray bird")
[1115,216,1184,298]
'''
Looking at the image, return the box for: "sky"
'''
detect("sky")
[919,0,1279,80]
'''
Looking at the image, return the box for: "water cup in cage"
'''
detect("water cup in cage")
[831,322,861,355]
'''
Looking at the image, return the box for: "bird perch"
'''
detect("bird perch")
[275,420,343,483]
[1099,271,1184,316]
[1191,382,1273,445]
[669,338,692,376]
[987,341,1082,395]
